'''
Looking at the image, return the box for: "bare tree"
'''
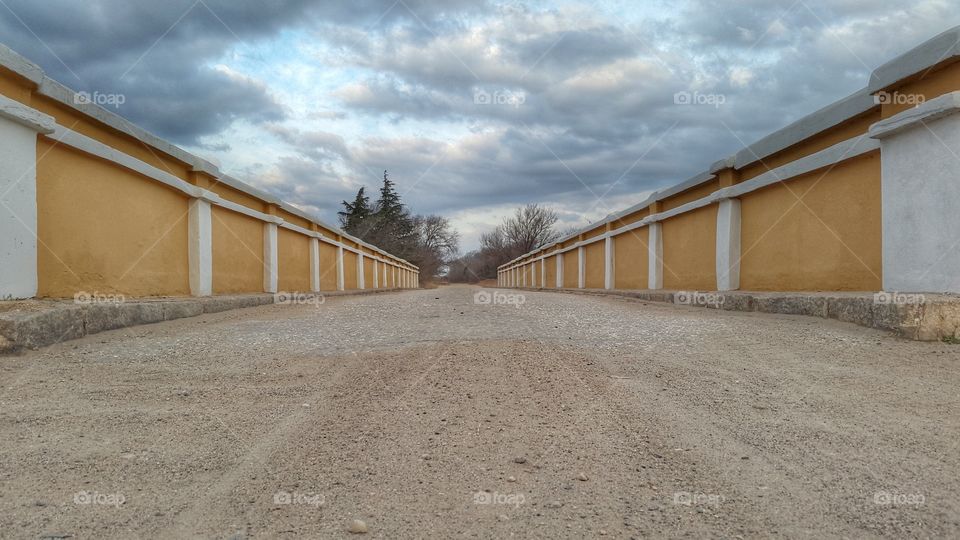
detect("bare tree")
[412,214,459,280]
[501,204,560,255]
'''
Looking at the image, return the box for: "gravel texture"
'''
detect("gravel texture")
[1,284,958,538]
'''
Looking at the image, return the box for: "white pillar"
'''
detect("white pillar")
[263,222,279,293]
[382,262,387,288]
[541,258,547,288]
[604,237,614,290]
[393,265,397,288]
[309,237,321,292]
[336,245,345,291]
[556,254,564,289]
[357,252,365,290]
[188,198,213,296]
[648,222,663,290]
[716,199,741,291]
[522,265,527,287]
[531,261,537,288]
[0,96,54,299]
[870,92,960,292]
[577,246,585,289]
[372,259,379,289]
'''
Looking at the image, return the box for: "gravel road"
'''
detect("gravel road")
[1,284,959,539]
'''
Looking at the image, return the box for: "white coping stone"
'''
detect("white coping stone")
[188,199,213,297]
[715,198,741,292]
[263,223,279,294]
[604,237,614,290]
[0,43,44,85]
[868,91,960,140]
[873,95,960,292]
[578,246,586,289]
[732,87,876,170]
[648,223,663,290]
[336,246,345,291]
[869,26,960,94]
[0,112,41,299]
[310,238,321,292]
[0,94,55,134]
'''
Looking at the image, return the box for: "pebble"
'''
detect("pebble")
[514,457,527,464]
[347,519,368,534]
[577,473,589,481]
[547,501,563,509]
[497,514,509,521]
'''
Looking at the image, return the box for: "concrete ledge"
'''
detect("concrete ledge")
[0,288,410,354]
[511,287,960,341]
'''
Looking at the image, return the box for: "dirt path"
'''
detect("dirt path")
[1,285,958,538]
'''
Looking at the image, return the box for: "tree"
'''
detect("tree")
[338,187,372,235]
[411,215,460,279]
[448,203,561,282]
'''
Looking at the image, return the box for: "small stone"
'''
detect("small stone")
[577,473,588,481]
[497,514,509,521]
[347,519,368,534]
[507,476,517,482]
[547,501,563,509]
[513,457,527,464]
[599,530,608,536]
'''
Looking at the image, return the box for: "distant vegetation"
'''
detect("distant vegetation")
[448,204,562,283]
[339,171,459,280]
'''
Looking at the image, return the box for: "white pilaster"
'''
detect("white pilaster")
[263,222,278,293]
[0,96,54,300]
[393,266,397,288]
[870,92,960,292]
[309,237,320,292]
[531,261,537,288]
[578,247,586,289]
[715,198,741,291]
[336,246,345,291]
[648,222,663,290]
[372,259,379,289]
[556,255,564,289]
[188,198,213,296]
[522,265,527,287]
[604,236,614,290]
[357,252,365,290]
[541,258,547,287]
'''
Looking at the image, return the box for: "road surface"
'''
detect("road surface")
[1,285,958,538]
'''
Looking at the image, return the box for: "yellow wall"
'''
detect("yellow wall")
[613,228,648,289]
[363,257,375,288]
[662,179,720,211]
[544,255,557,288]
[740,152,881,291]
[36,140,190,297]
[562,251,578,288]
[212,207,264,294]
[738,110,880,182]
[883,61,960,118]
[278,228,311,292]
[584,242,604,289]
[318,243,339,291]
[342,251,359,290]
[662,205,717,291]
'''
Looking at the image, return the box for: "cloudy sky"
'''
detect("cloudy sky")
[1,0,957,250]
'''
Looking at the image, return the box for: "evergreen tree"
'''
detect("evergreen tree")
[338,187,372,235]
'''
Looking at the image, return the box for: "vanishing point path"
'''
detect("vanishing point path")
[2,285,959,538]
